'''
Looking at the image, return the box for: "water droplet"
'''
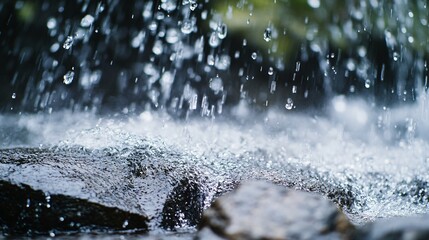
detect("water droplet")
[122,220,129,228]
[50,43,60,52]
[209,76,223,94]
[207,54,215,66]
[268,67,274,75]
[80,14,94,27]
[209,32,221,47]
[190,2,198,11]
[357,46,366,57]
[181,19,194,34]
[346,59,356,71]
[393,52,399,61]
[264,28,272,42]
[285,98,294,110]
[292,85,297,93]
[59,217,65,222]
[148,21,158,31]
[131,31,145,48]
[152,40,163,55]
[63,36,74,49]
[166,28,180,44]
[364,79,371,88]
[63,71,75,85]
[216,23,227,39]
[215,55,231,70]
[160,0,177,12]
[11,93,16,99]
[46,18,57,29]
[307,0,320,8]
[251,52,257,60]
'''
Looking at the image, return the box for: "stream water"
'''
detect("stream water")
[2,0,429,238]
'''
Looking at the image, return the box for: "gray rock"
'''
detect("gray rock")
[196,181,354,240]
[355,215,429,240]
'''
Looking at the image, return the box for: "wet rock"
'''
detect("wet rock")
[196,181,354,240]
[0,180,147,235]
[0,146,207,235]
[355,215,429,240]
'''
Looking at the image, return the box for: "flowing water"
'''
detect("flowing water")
[2,0,429,237]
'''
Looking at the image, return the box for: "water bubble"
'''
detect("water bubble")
[209,32,221,47]
[46,18,57,29]
[11,93,16,99]
[209,76,223,94]
[264,28,272,42]
[285,98,294,110]
[160,0,177,12]
[181,19,194,34]
[63,71,75,85]
[63,36,74,49]
[80,14,94,27]
[268,67,274,75]
[307,0,320,8]
[251,52,257,60]
[166,28,180,44]
[216,23,228,39]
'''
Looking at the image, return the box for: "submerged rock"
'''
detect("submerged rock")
[196,181,354,240]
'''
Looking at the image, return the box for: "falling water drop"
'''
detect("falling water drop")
[209,76,223,94]
[63,36,74,49]
[307,0,320,8]
[189,0,198,11]
[285,98,294,110]
[11,93,16,99]
[160,0,177,12]
[166,28,180,43]
[152,40,164,55]
[63,71,75,85]
[216,23,228,39]
[268,67,274,75]
[264,28,272,42]
[80,14,94,27]
[209,32,221,47]
[46,18,57,29]
[251,52,257,60]
[181,19,194,34]
[364,79,371,88]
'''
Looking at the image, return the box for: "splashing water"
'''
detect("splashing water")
[1,0,429,234]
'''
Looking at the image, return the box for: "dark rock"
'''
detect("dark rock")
[0,146,207,236]
[0,180,147,235]
[161,179,205,230]
[355,215,429,240]
[196,181,354,240]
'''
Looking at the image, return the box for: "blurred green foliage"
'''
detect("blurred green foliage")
[215,0,429,60]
